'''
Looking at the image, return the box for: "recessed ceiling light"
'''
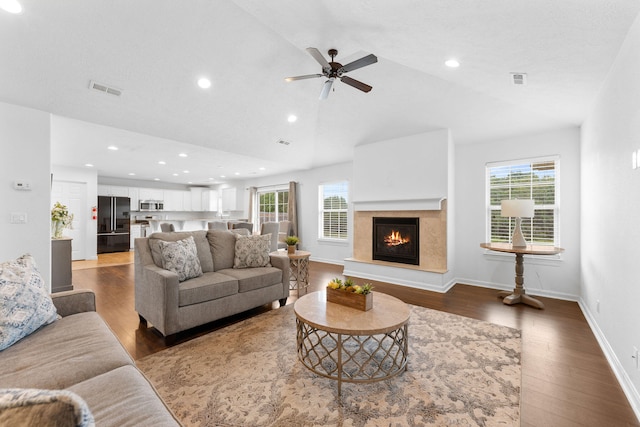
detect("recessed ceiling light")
[183,170,189,174]
[197,77,211,89]
[84,163,94,167]
[287,114,297,123]
[154,178,160,181]
[234,172,240,176]
[172,173,179,176]
[187,181,193,184]
[0,0,23,14]
[158,161,166,165]
[128,172,135,176]
[107,145,118,151]
[220,175,226,178]
[445,59,460,68]
[208,177,214,181]
[259,167,266,171]
[178,153,188,158]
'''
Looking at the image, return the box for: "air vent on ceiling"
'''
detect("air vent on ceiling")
[276,139,291,146]
[510,73,527,86]
[89,80,122,97]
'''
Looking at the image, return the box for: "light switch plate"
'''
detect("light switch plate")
[10,212,27,224]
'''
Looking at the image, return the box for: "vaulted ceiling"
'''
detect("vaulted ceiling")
[1,0,639,184]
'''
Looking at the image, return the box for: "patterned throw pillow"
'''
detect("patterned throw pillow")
[0,388,94,427]
[233,234,272,269]
[157,236,203,282]
[0,254,58,351]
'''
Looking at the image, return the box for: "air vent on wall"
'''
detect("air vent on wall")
[510,73,527,86]
[89,80,122,97]
[276,139,291,146]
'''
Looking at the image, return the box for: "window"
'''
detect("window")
[319,181,349,240]
[257,187,288,227]
[487,157,558,245]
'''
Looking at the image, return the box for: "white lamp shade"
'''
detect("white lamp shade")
[501,199,534,218]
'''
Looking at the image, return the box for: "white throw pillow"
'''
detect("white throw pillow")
[0,388,94,427]
[0,254,58,351]
[157,236,203,282]
[233,234,272,269]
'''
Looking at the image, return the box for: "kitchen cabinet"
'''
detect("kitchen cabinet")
[98,185,129,197]
[182,191,192,212]
[221,187,238,211]
[190,188,218,211]
[164,190,184,211]
[138,188,164,201]
[129,187,139,211]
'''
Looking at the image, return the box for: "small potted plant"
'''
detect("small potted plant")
[326,277,374,311]
[284,235,299,254]
[51,201,74,239]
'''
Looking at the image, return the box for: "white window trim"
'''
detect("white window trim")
[485,155,561,247]
[318,181,349,241]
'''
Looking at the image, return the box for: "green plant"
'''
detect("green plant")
[51,201,73,228]
[284,235,299,246]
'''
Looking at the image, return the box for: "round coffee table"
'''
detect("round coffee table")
[294,291,410,396]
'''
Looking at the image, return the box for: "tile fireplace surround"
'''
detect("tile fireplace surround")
[351,200,447,273]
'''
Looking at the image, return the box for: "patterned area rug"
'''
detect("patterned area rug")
[137,303,521,426]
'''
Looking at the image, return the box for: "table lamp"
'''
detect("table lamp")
[501,199,534,247]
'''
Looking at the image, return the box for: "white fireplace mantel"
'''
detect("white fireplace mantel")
[352,198,445,212]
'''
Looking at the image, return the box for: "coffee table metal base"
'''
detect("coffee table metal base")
[296,318,408,396]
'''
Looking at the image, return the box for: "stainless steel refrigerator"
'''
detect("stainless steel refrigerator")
[97,196,131,253]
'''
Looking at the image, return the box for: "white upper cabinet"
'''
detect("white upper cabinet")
[98,185,129,197]
[190,187,218,211]
[138,188,164,201]
[221,187,237,211]
[163,190,184,211]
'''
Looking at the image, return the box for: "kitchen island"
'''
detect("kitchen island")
[147,218,247,233]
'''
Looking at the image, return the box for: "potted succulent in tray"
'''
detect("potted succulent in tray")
[285,235,299,254]
[326,277,374,311]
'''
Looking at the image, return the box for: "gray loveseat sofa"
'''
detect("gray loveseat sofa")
[0,289,180,426]
[134,229,290,342]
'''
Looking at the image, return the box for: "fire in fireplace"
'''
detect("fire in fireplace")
[372,217,419,265]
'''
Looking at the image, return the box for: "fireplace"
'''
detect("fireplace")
[372,217,419,265]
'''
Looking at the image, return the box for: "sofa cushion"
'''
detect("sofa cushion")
[217,267,283,293]
[0,388,94,427]
[0,254,58,351]
[68,365,180,427]
[233,234,272,269]
[207,229,237,271]
[178,272,238,307]
[149,230,213,272]
[0,312,133,390]
[157,236,203,282]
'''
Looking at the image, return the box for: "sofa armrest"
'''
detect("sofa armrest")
[134,264,181,337]
[269,254,290,288]
[51,289,96,317]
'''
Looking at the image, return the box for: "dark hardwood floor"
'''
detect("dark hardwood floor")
[71,254,639,427]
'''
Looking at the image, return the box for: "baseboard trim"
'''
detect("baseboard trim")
[578,298,640,423]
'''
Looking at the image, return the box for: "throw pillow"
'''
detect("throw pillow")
[0,254,58,351]
[233,234,272,269]
[157,236,203,282]
[0,388,94,427]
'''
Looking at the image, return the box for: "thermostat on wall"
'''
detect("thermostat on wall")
[13,181,32,191]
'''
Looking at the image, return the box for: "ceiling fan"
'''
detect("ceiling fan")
[285,48,378,100]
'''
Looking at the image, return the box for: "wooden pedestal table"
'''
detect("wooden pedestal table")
[272,250,311,296]
[294,291,410,396]
[480,242,564,309]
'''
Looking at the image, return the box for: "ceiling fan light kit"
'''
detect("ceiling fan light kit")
[285,47,377,99]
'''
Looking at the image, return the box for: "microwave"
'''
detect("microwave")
[139,200,164,211]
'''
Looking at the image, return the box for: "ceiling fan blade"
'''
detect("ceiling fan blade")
[285,74,323,82]
[340,75,372,93]
[306,47,331,70]
[319,78,335,100]
[339,53,378,73]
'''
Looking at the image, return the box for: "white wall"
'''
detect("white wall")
[51,165,98,260]
[581,11,640,415]
[0,102,52,288]
[353,130,449,203]
[243,162,353,265]
[454,127,581,300]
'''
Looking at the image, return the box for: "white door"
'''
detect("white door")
[51,181,87,261]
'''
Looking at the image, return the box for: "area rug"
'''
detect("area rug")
[137,303,521,427]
